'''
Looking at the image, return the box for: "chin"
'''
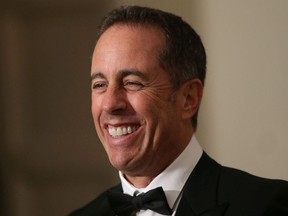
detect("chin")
[111,156,142,175]
[109,153,132,169]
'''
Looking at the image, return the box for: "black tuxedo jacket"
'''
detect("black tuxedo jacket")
[69,153,288,216]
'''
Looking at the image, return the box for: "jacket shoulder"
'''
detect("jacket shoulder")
[68,184,121,216]
[219,166,288,214]
[220,165,288,193]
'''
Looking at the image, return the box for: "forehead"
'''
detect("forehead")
[91,24,166,76]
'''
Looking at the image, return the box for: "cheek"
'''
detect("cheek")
[91,97,101,125]
[127,92,162,118]
[128,92,175,133]
[91,102,97,120]
[91,103,105,142]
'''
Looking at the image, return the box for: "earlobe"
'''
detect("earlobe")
[181,79,203,120]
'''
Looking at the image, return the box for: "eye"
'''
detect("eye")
[124,81,144,91]
[92,81,107,92]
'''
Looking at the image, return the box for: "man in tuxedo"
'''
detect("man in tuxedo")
[70,6,288,216]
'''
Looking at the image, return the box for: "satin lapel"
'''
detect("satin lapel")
[175,153,229,216]
[102,184,123,216]
[68,184,122,216]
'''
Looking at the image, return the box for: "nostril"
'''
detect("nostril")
[110,108,126,115]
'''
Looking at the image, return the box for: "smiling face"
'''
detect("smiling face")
[91,24,195,182]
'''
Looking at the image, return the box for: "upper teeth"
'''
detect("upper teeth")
[108,126,138,138]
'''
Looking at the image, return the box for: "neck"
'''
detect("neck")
[124,175,154,188]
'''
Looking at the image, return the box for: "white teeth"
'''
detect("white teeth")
[108,126,138,138]
[116,128,122,136]
[108,128,117,137]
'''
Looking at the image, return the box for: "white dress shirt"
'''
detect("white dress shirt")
[119,135,203,216]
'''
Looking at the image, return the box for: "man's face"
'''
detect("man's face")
[91,25,187,177]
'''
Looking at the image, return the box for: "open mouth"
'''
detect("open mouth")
[108,125,140,138]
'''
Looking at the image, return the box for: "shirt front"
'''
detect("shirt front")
[119,135,203,216]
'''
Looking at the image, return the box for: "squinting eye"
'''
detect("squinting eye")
[124,81,144,91]
[92,82,107,92]
[93,83,105,88]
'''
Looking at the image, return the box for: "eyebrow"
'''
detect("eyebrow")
[91,72,105,81]
[91,69,147,81]
[119,69,146,80]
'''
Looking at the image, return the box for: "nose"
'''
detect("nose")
[102,85,127,114]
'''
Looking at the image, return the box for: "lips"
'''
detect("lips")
[108,125,139,138]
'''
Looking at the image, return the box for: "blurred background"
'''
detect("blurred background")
[1,0,287,215]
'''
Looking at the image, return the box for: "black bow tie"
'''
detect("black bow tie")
[107,186,173,216]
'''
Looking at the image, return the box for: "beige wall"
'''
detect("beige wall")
[195,1,288,180]
[1,0,287,215]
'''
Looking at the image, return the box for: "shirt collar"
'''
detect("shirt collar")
[119,135,203,209]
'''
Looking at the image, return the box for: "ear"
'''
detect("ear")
[180,79,203,120]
